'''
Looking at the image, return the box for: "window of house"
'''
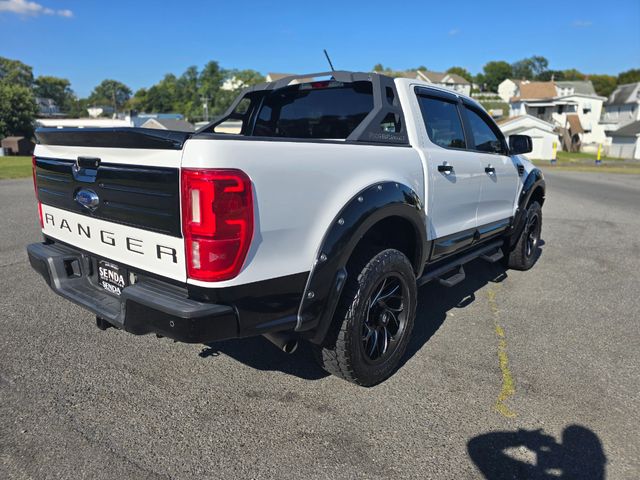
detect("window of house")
[464,106,506,154]
[416,95,466,149]
[558,105,565,114]
[537,107,546,115]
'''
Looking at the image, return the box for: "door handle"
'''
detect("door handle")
[438,164,453,175]
[485,165,496,175]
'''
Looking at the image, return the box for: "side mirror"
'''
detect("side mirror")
[509,135,532,155]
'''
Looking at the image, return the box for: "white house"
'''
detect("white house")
[508,81,606,152]
[140,118,194,132]
[498,79,527,103]
[600,82,640,132]
[608,120,640,159]
[415,70,471,96]
[497,115,559,160]
[373,69,471,96]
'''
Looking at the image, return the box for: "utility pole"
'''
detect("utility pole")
[201,96,210,122]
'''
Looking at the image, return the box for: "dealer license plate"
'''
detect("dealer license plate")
[98,260,128,296]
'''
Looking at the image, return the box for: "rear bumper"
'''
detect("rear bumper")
[27,242,238,343]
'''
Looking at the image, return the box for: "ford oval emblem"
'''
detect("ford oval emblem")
[75,188,100,211]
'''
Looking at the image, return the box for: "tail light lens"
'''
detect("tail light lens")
[32,156,43,228]
[181,168,253,281]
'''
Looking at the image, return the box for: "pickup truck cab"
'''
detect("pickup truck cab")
[27,71,545,386]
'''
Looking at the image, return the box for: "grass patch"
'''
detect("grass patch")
[555,151,621,163]
[533,159,640,175]
[532,150,640,174]
[0,156,32,179]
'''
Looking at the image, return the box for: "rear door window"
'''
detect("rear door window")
[416,96,466,149]
[253,81,373,139]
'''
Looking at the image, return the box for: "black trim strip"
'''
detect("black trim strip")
[35,127,190,150]
[430,219,510,261]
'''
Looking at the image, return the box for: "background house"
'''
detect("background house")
[498,79,527,103]
[600,82,640,132]
[35,97,62,117]
[1,136,34,155]
[415,70,471,96]
[140,118,194,132]
[508,80,606,152]
[608,120,640,159]
[131,113,186,128]
[497,115,559,160]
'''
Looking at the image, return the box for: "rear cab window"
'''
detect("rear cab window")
[253,81,373,139]
[201,75,408,144]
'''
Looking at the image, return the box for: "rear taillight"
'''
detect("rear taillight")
[181,168,253,281]
[32,156,43,228]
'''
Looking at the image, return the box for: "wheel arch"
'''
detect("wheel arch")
[296,181,428,344]
[509,168,545,246]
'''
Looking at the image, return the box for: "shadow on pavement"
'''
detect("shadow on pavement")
[199,242,543,381]
[467,425,606,479]
[401,258,509,368]
[199,335,330,380]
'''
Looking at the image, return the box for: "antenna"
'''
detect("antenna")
[323,49,335,71]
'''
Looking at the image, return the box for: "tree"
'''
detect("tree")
[0,57,34,88]
[67,98,89,118]
[537,70,565,82]
[34,76,76,112]
[482,61,513,92]
[511,56,549,80]
[588,74,617,97]
[618,69,640,85]
[88,79,132,112]
[561,69,586,81]
[511,59,533,80]
[213,69,265,118]
[446,66,473,82]
[529,56,549,78]
[0,83,38,138]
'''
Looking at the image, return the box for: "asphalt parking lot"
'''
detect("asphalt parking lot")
[1,170,639,479]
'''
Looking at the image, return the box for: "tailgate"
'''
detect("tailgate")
[33,128,189,282]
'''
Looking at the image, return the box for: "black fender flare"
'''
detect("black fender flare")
[509,168,545,246]
[296,182,428,344]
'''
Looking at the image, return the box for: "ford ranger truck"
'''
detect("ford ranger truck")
[27,71,545,386]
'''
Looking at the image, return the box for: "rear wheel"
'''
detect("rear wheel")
[313,248,417,386]
[505,201,542,271]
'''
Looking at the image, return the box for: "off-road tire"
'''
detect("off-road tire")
[312,248,417,386]
[505,201,542,271]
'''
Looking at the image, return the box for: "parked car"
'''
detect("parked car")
[27,71,545,386]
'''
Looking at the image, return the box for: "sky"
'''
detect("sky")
[1,0,639,97]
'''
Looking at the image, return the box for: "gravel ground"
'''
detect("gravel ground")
[1,170,638,479]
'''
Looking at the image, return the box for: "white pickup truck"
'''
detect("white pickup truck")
[27,71,545,386]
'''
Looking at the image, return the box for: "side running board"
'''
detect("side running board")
[418,240,503,287]
[480,249,504,264]
[438,266,465,287]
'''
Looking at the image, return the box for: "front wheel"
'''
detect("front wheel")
[313,248,417,386]
[504,201,542,271]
